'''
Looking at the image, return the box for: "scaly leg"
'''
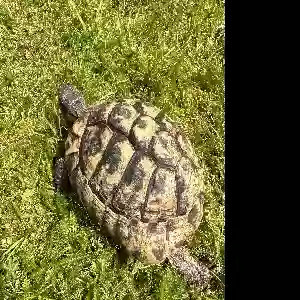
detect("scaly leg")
[168,246,211,289]
[53,157,70,192]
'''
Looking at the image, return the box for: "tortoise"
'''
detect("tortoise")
[54,84,211,287]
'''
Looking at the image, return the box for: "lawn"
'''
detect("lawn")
[0,0,224,299]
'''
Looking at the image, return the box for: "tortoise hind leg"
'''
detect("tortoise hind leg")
[168,246,211,289]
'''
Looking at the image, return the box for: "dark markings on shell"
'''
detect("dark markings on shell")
[150,169,166,196]
[71,100,202,230]
[108,103,130,118]
[122,152,146,191]
[159,118,175,134]
[175,175,187,216]
[144,138,177,171]
[114,201,125,212]
[143,168,177,223]
[165,219,176,241]
[87,102,116,125]
[146,135,156,154]
[89,177,104,201]
[158,135,168,148]
[175,157,194,217]
[128,116,156,152]
[147,221,158,234]
[79,125,105,173]
[94,133,134,204]
[65,99,206,267]
[133,101,144,113]
[88,132,120,199]
[175,240,185,248]
[108,103,135,136]
[133,101,147,114]
[166,219,176,232]
[128,118,142,148]
[141,167,159,223]
[133,101,160,118]
[151,131,181,168]
[112,192,140,217]
[86,101,197,172]
[87,104,106,125]
[147,197,161,211]
[152,247,164,261]
[154,109,166,123]
[110,151,141,215]
[99,134,127,175]
[137,119,147,129]
[188,205,198,224]
[130,218,139,227]
[174,131,199,169]
[106,147,122,174]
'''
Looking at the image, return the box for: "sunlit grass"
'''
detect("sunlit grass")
[0,0,224,299]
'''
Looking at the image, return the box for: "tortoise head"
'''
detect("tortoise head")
[59,84,86,123]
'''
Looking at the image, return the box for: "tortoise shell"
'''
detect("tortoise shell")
[65,100,204,264]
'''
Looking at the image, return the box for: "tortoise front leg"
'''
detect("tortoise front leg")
[53,157,70,192]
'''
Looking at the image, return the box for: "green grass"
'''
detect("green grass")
[0,0,224,299]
